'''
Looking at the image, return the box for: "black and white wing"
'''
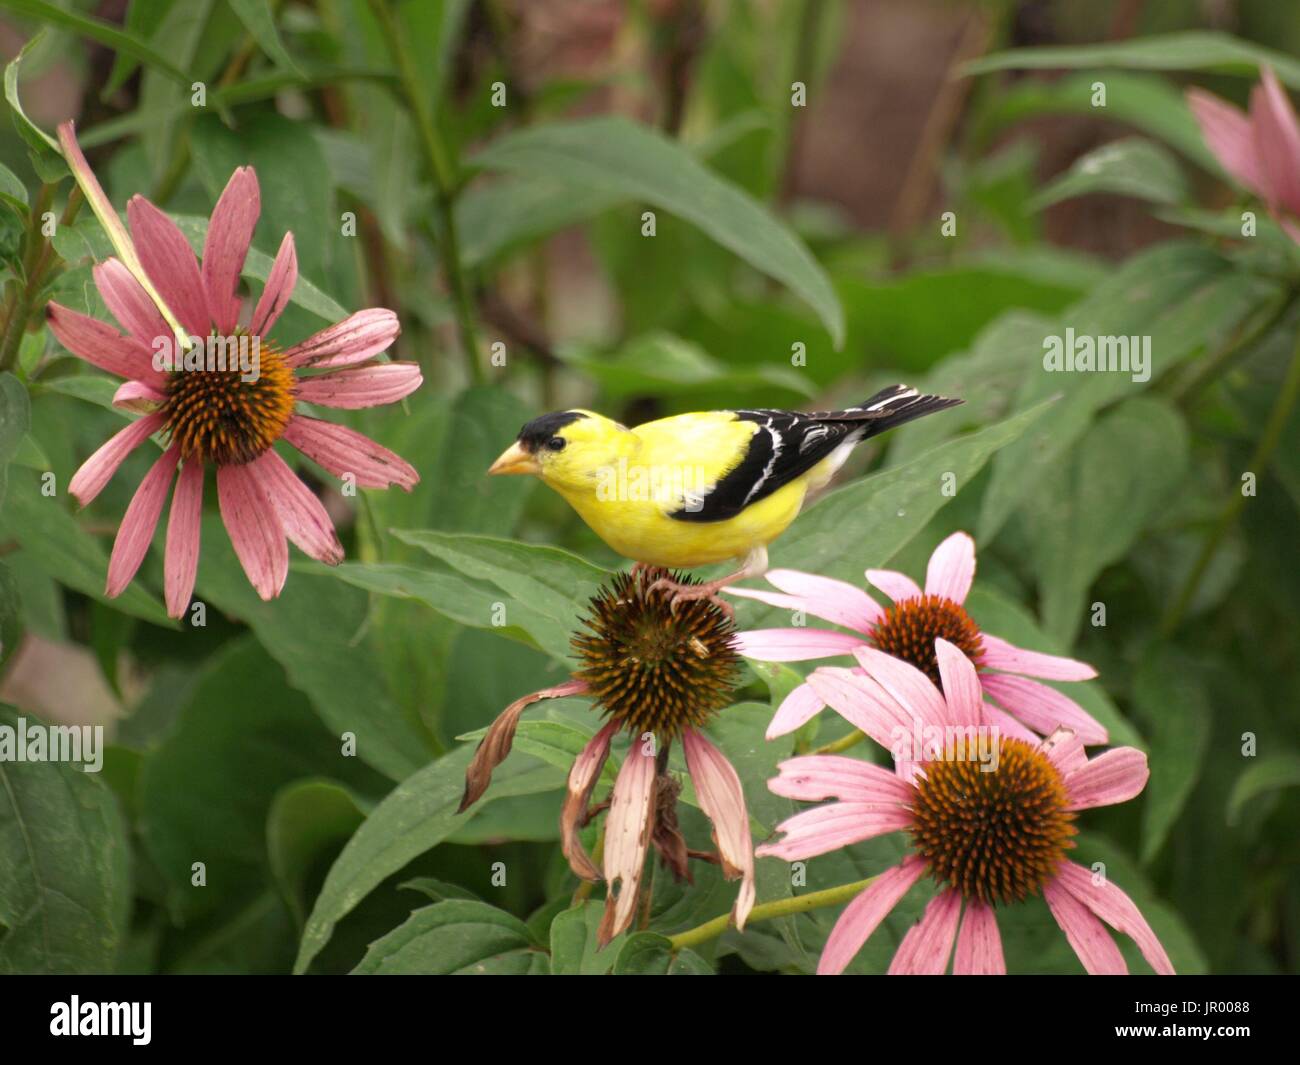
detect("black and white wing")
[670,385,961,523]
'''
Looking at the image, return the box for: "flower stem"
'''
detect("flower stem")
[0,184,82,373]
[1167,287,1298,404]
[813,729,866,755]
[367,0,483,386]
[1162,324,1300,635]
[667,876,876,952]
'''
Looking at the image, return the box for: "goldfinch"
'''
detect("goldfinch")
[488,385,962,608]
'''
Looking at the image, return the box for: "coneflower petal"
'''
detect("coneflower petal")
[683,728,755,929]
[560,720,618,881]
[598,742,657,946]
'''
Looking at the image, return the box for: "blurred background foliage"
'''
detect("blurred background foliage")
[0,0,1297,975]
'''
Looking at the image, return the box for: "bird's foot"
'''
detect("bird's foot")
[647,574,736,620]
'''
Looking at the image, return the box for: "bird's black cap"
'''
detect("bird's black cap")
[516,410,587,452]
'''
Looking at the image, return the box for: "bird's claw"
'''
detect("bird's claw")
[647,576,735,620]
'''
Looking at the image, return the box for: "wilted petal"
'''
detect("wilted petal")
[683,728,755,929]
[283,308,400,369]
[458,678,589,812]
[106,445,180,598]
[560,720,618,881]
[282,414,419,490]
[598,741,657,946]
[216,461,287,602]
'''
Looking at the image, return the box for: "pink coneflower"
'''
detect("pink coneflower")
[461,568,755,946]
[47,123,420,617]
[1187,66,1300,242]
[729,531,1108,746]
[758,638,1173,975]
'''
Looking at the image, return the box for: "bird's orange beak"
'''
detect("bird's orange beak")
[487,441,540,476]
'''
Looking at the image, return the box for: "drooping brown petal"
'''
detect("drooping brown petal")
[560,720,619,881]
[650,772,692,884]
[683,727,756,929]
[458,679,588,813]
[597,739,658,947]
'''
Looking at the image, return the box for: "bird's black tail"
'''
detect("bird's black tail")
[855,384,963,438]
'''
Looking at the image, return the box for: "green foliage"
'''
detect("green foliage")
[0,0,1293,979]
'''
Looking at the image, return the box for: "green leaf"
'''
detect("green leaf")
[227,0,302,75]
[549,901,617,975]
[3,33,64,184]
[613,932,713,974]
[190,113,333,289]
[978,244,1275,543]
[294,745,563,973]
[974,71,1218,174]
[965,31,1300,87]
[757,399,1055,586]
[1029,138,1188,211]
[266,779,367,927]
[0,162,28,216]
[471,116,844,346]
[0,706,130,972]
[391,530,611,662]
[139,638,383,921]
[195,517,434,781]
[1226,752,1300,826]
[0,468,175,627]
[1026,396,1189,644]
[352,899,546,975]
[104,0,180,96]
[4,0,193,86]
[0,372,31,511]
[566,332,815,407]
[1132,650,1211,863]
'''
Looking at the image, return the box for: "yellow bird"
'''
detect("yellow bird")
[488,385,962,608]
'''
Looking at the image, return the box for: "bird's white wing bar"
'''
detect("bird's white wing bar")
[669,385,962,524]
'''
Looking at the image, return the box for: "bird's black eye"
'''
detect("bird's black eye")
[545,436,567,452]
